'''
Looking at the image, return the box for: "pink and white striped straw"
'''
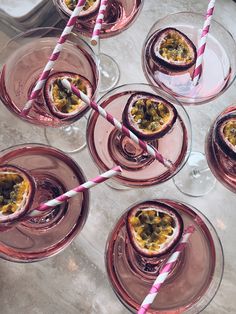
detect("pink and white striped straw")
[29,165,122,217]
[138,225,196,314]
[91,0,108,46]
[21,0,87,116]
[61,79,172,169]
[192,0,216,86]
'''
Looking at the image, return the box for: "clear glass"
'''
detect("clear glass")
[105,199,224,313]
[53,0,144,92]
[0,144,89,262]
[86,83,192,188]
[142,12,236,105]
[205,106,236,193]
[0,27,99,152]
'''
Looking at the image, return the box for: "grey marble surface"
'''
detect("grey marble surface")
[0,0,236,313]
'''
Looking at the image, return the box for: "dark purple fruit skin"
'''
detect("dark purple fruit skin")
[122,92,178,141]
[44,71,93,120]
[0,165,36,226]
[148,27,197,73]
[214,113,236,161]
[126,200,184,258]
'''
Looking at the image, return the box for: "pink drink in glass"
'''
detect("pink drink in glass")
[87,84,191,187]
[0,28,99,127]
[142,12,236,105]
[205,106,236,193]
[53,0,144,38]
[105,199,224,313]
[0,144,89,262]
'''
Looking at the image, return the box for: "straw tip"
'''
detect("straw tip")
[91,39,98,46]
[113,165,123,173]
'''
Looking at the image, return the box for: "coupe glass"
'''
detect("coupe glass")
[53,0,144,92]
[142,12,236,196]
[205,106,236,193]
[106,199,224,313]
[86,83,191,189]
[0,144,89,262]
[0,27,99,153]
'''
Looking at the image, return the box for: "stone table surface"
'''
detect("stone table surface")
[0,0,236,313]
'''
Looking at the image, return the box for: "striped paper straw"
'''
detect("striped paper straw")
[21,0,87,116]
[138,225,195,314]
[61,79,173,169]
[91,0,108,46]
[192,0,216,86]
[29,165,122,217]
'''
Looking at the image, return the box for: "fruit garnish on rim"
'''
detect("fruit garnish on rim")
[123,92,177,140]
[150,27,197,73]
[215,113,236,160]
[0,165,35,220]
[44,72,93,119]
[127,201,183,258]
[62,0,100,17]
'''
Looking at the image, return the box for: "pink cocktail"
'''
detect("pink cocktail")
[54,0,144,38]
[53,0,144,92]
[105,199,224,313]
[0,28,99,152]
[142,12,236,105]
[0,144,89,262]
[86,84,191,188]
[205,106,236,193]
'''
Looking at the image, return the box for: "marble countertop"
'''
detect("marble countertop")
[0,0,236,313]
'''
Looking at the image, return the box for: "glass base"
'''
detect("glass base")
[99,53,120,93]
[105,199,224,313]
[173,151,216,197]
[44,117,88,154]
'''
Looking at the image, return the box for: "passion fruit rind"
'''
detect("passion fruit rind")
[149,27,197,72]
[44,71,93,120]
[0,165,35,222]
[215,113,236,160]
[127,201,183,258]
[60,0,100,18]
[123,92,178,140]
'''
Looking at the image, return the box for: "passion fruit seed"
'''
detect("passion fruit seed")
[159,32,193,64]
[130,98,170,132]
[52,76,87,114]
[65,0,97,11]
[0,173,29,215]
[223,121,236,146]
[129,210,175,252]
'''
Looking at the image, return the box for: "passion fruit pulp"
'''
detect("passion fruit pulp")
[215,113,236,160]
[44,72,93,120]
[149,27,197,73]
[122,92,177,140]
[61,0,100,18]
[127,201,183,258]
[0,165,35,222]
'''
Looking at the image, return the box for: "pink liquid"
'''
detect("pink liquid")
[205,106,236,193]
[106,199,223,313]
[143,25,232,105]
[54,0,144,38]
[0,144,89,262]
[87,88,189,187]
[0,33,99,127]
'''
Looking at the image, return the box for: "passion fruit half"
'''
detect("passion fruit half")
[127,201,183,258]
[60,0,100,18]
[122,92,177,140]
[149,27,197,72]
[0,165,35,224]
[214,113,236,160]
[44,72,93,120]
